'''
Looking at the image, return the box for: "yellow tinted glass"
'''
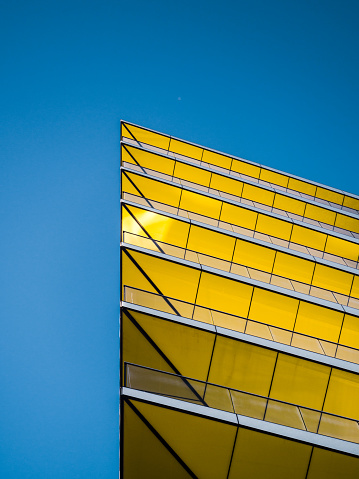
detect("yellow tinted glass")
[202,149,232,169]
[325,235,359,261]
[291,224,326,251]
[288,177,316,196]
[256,214,292,240]
[220,203,257,230]
[272,251,314,284]
[180,190,222,219]
[231,159,260,178]
[295,302,344,343]
[210,174,243,197]
[324,369,359,418]
[260,169,288,187]
[187,225,235,261]
[233,240,275,273]
[169,138,202,160]
[122,123,170,150]
[273,194,305,216]
[242,183,275,207]
[312,263,352,296]
[174,161,211,187]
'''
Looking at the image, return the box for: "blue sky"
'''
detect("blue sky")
[1,1,359,477]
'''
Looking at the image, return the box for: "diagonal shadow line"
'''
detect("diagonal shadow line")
[122,170,153,208]
[122,247,180,316]
[121,143,147,175]
[122,309,208,407]
[122,122,141,144]
[124,398,198,479]
[122,203,165,254]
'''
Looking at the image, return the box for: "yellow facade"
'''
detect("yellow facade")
[120,121,359,478]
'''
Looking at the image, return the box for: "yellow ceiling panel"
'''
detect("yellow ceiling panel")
[260,169,289,188]
[228,427,311,479]
[311,263,353,296]
[339,314,359,350]
[256,214,292,241]
[196,272,253,318]
[294,301,344,343]
[122,123,170,150]
[335,213,359,234]
[231,159,260,178]
[133,399,237,479]
[121,312,175,380]
[288,177,316,196]
[315,187,344,206]
[169,138,203,160]
[343,195,359,211]
[270,354,330,409]
[125,145,175,176]
[179,190,222,219]
[220,203,257,230]
[291,224,327,251]
[232,239,275,273]
[187,225,236,261]
[174,161,211,187]
[210,173,243,197]
[208,335,277,395]
[325,235,359,262]
[124,205,190,248]
[248,288,299,330]
[304,203,336,225]
[132,311,215,381]
[128,250,201,304]
[307,447,359,479]
[273,194,305,216]
[272,251,314,284]
[324,368,359,419]
[242,183,275,207]
[123,402,191,479]
[202,149,232,169]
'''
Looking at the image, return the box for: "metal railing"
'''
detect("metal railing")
[124,362,359,444]
[122,285,359,365]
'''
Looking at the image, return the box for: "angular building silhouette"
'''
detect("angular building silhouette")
[120,121,359,478]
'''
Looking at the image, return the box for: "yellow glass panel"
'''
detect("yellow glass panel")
[343,195,359,211]
[324,369,359,418]
[196,272,253,318]
[122,171,182,208]
[304,203,336,225]
[121,249,157,295]
[242,183,275,207]
[295,302,344,343]
[325,235,359,261]
[312,263,352,296]
[187,225,235,261]
[125,205,190,248]
[272,251,314,284]
[122,123,170,150]
[260,169,288,187]
[210,173,243,197]
[125,145,175,175]
[134,400,237,479]
[231,159,260,178]
[291,224,326,251]
[351,275,359,299]
[273,194,305,216]
[202,149,232,169]
[228,428,311,479]
[288,177,316,196]
[270,354,330,409]
[340,314,359,349]
[248,288,299,330]
[121,145,137,166]
[307,446,359,479]
[256,214,292,241]
[173,161,211,187]
[132,310,215,381]
[121,171,143,197]
[169,138,202,160]
[220,203,257,230]
[335,213,359,234]
[129,250,201,304]
[208,336,277,395]
[316,187,344,206]
[232,240,275,273]
[123,402,191,479]
[179,190,222,219]
[121,312,174,379]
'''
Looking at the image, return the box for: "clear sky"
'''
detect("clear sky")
[1,1,359,478]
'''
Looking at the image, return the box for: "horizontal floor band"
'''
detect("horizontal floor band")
[120,302,359,374]
[122,139,359,220]
[121,387,359,456]
[121,121,359,200]
[121,198,359,275]
[121,242,359,317]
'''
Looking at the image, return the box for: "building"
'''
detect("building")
[119,121,359,478]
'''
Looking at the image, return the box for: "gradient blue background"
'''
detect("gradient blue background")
[1,1,359,477]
